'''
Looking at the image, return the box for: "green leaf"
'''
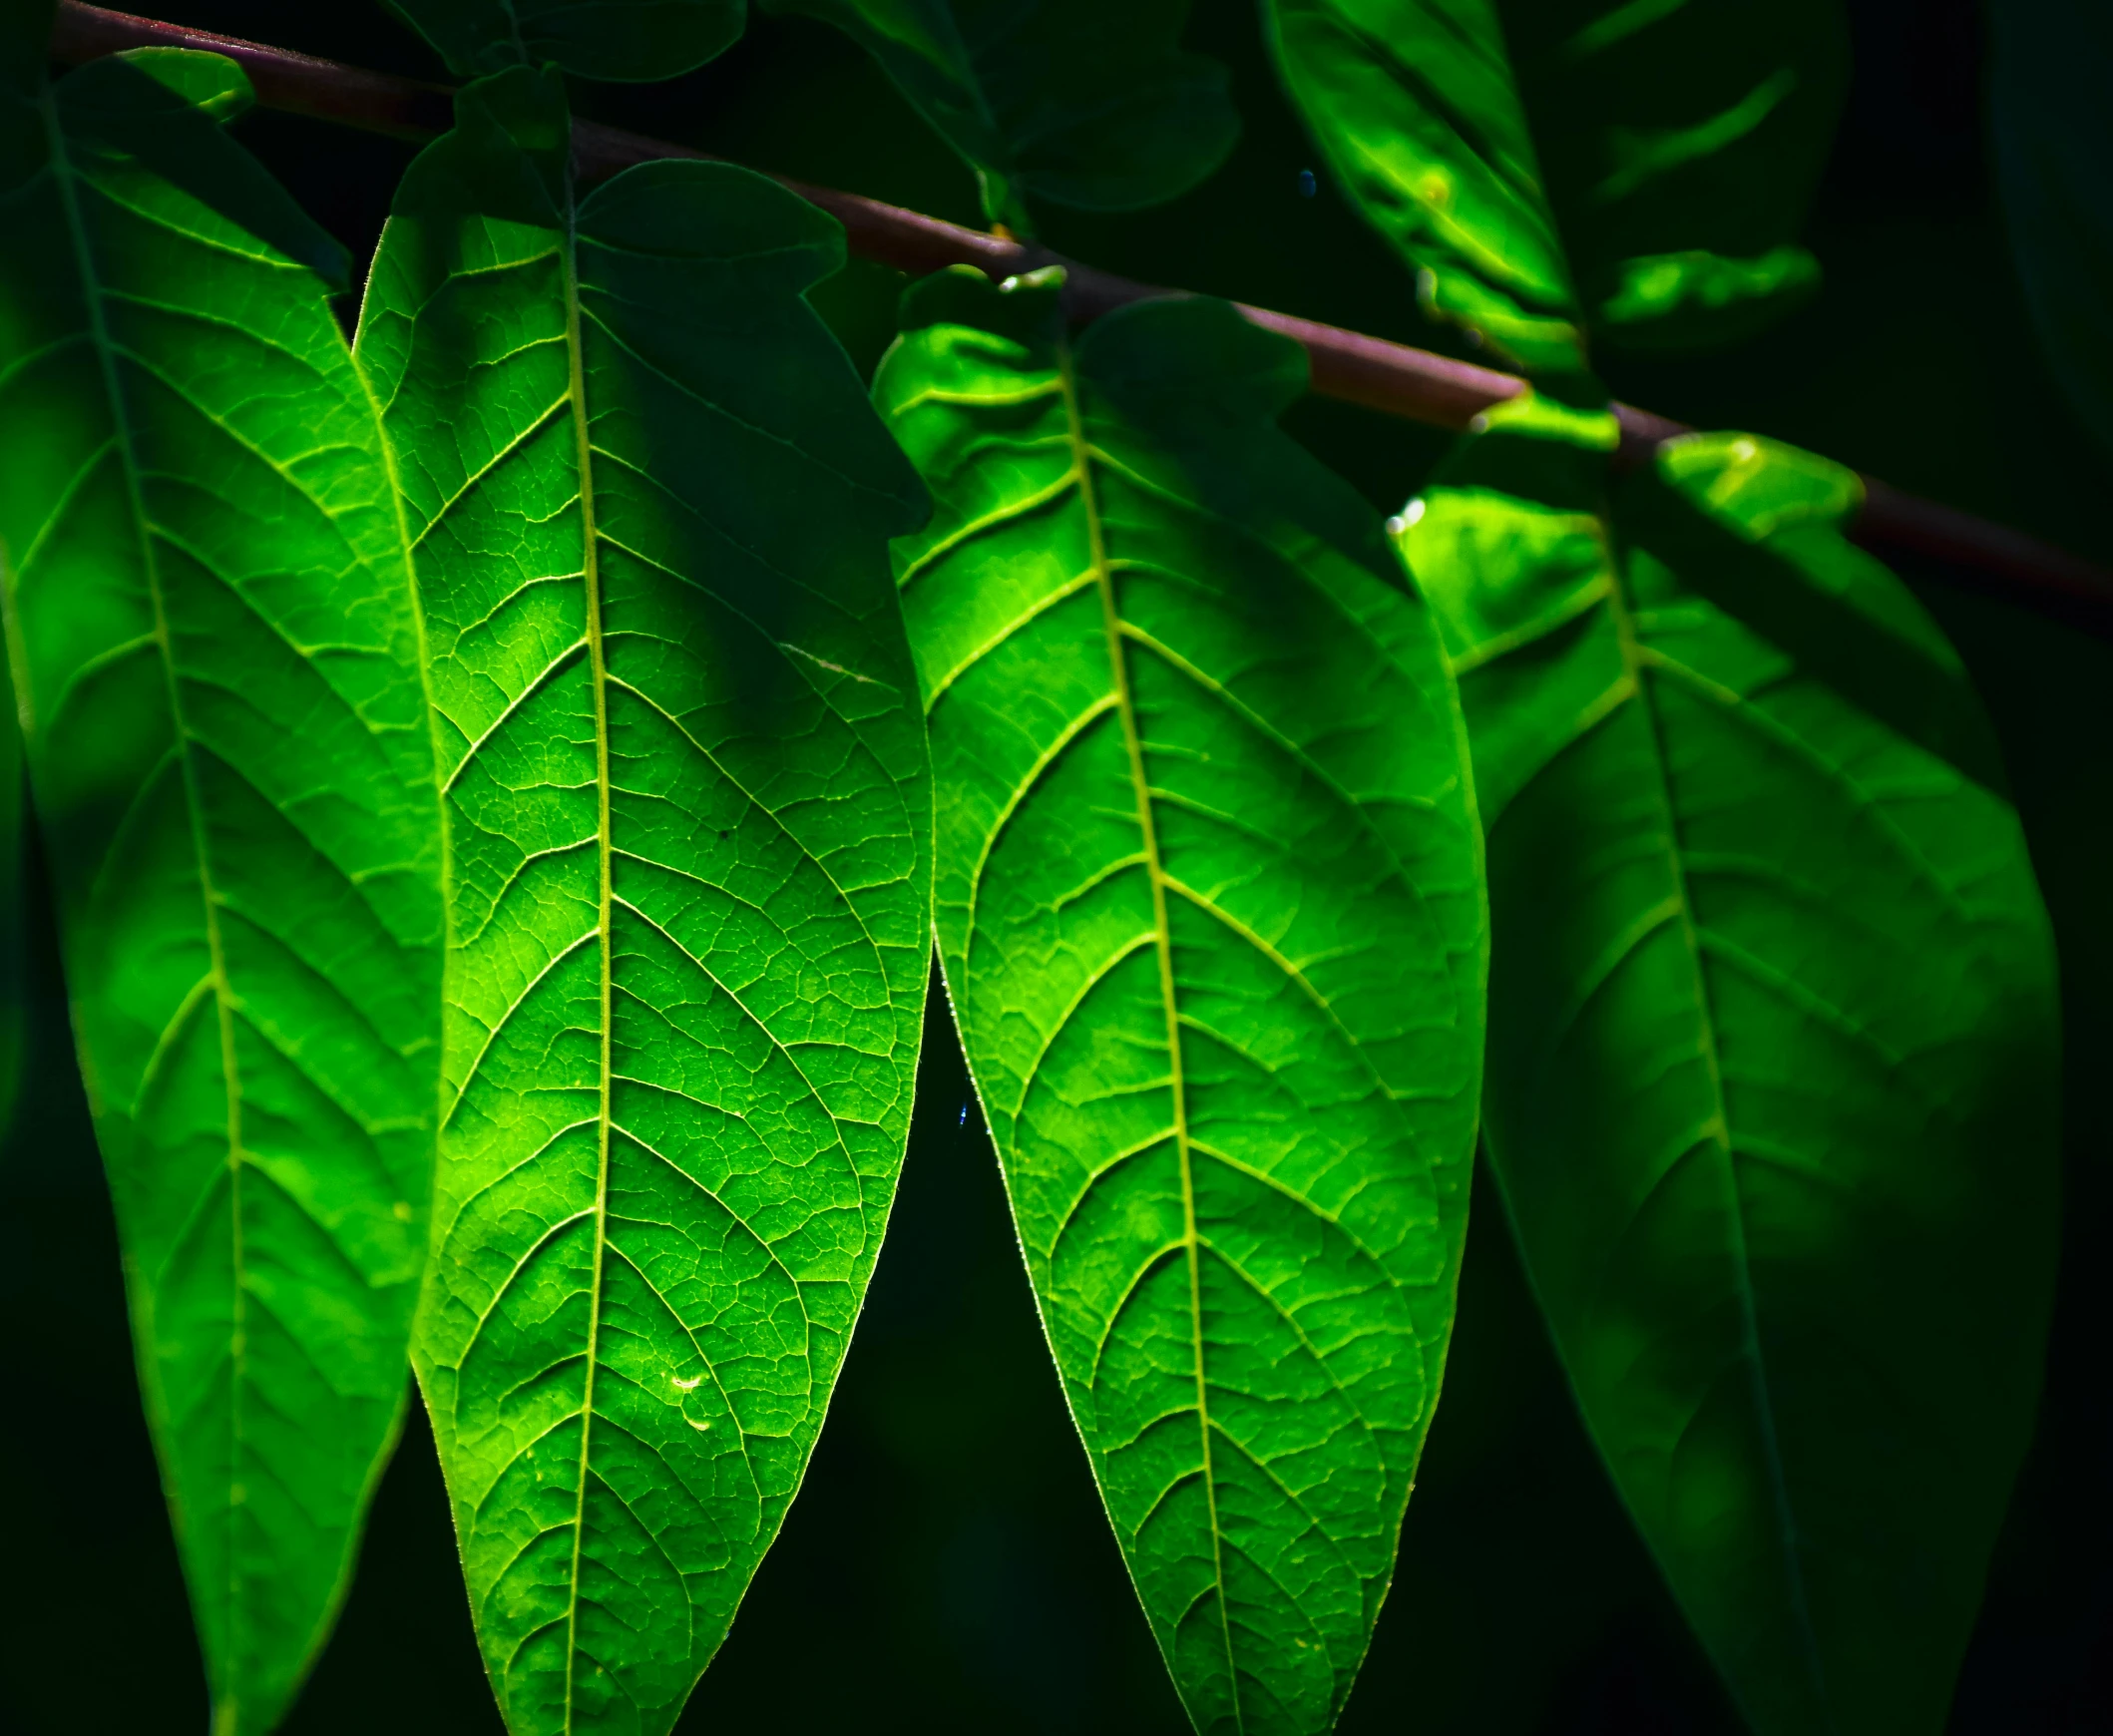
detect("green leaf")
[1991,0,2113,462]
[1261,0,1846,368]
[379,0,744,83]
[0,43,445,1736]
[761,0,1236,231]
[354,66,932,1736]
[111,44,257,122]
[1399,405,2060,1733]
[875,267,1484,1734]
[1510,0,1845,355]
[1261,0,1583,374]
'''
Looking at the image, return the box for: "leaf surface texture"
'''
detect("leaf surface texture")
[1399,405,2061,1733]
[0,41,444,1734]
[355,67,931,1736]
[876,268,1484,1734]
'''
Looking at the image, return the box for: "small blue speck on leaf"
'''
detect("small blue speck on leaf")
[1298,169,1317,199]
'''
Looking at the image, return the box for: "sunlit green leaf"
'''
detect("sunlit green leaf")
[0,39,445,1736]
[1399,406,2060,1734]
[380,0,744,83]
[876,266,1484,1735]
[1991,0,2113,462]
[1262,0,1846,367]
[1262,0,1582,374]
[354,66,932,1736]
[762,0,1235,231]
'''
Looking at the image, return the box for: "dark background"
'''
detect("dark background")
[4,1,2108,1731]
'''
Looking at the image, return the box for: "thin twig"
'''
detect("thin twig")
[48,1,2113,634]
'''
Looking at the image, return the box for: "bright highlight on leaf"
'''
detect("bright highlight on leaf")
[1263,0,1583,374]
[355,66,932,1736]
[766,0,1237,231]
[0,39,445,1736]
[1399,406,2060,1735]
[877,267,1485,1734]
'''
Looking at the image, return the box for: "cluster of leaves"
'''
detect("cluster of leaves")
[0,2,2062,1734]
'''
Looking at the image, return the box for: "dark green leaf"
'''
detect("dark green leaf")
[1991,0,2113,462]
[354,67,932,1736]
[761,0,1235,231]
[1261,0,1846,368]
[1509,0,1844,354]
[379,0,745,83]
[0,45,445,1736]
[875,267,1484,1734]
[1399,406,2060,1733]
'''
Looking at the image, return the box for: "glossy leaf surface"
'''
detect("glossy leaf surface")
[0,41,444,1735]
[380,0,744,82]
[1400,407,2059,1733]
[355,68,931,1736]
[1262,0,1846,367]
[1991,0,2113,462]
[762,0,1235,230]
[877,268,1484,1734]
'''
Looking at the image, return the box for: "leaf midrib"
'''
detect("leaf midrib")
[1599,545,1833,1721]
[556,174,617,1736]
[1055,339,1245,1734]
[40,90,254,1723]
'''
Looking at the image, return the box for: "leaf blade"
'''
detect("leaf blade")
[0,45,445,1735]
[1400,406,2061,1734]
[356,67,933,1736]
[878,269,1484,1734]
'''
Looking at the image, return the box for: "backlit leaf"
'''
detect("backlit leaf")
[354,67,932,1736]
[876,267,1484,1734]
[1398,406,2060,1734]
[762,0,1236,231]
[1263,0,1581,374]
[0,38,445,1736]
[380,0,744,83]
[1262,0,1846,367]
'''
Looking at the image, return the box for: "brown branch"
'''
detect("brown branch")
[52,2,457,136]
[49,2,2113,634]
